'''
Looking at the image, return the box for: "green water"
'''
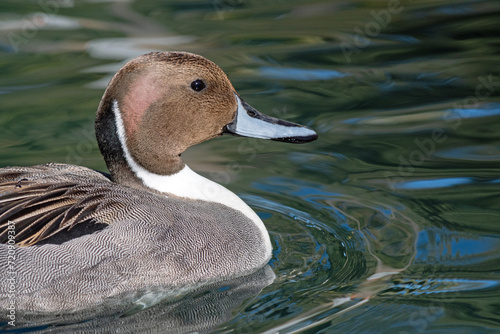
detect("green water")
[1,0,500,332]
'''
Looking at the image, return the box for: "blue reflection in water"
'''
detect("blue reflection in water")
[258,212,273,220]
[289,186,342,198]
[341,117,374,125]
[341,103,500,126]
[416,229,500,263]
[392,278,498,295]
[269,236,282,268]
[259,67,349,81]
[446,103,500,119]
[395,177,472,190]
[436,145,500,161]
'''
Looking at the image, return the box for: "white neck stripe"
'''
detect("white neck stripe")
[112,100,272,256]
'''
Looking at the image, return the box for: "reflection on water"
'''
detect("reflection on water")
[2,266,275,333]
[1,0,500,332]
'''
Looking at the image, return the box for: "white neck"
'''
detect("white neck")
[112,100,272,256]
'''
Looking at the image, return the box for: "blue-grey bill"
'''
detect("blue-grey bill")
[224,94,318,143]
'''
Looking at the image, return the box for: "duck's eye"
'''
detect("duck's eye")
[191,79,206,92]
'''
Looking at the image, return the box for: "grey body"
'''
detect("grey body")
[0,164,269,311]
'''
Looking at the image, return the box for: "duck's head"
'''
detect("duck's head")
[95,51,317,188]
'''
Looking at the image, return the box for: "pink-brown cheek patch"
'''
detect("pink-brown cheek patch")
[122,72,164,138]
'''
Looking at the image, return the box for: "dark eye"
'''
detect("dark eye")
[191,79,206,92]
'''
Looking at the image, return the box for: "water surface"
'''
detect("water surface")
[1,0,499,332]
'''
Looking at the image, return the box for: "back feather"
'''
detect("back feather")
[0,164,120,246]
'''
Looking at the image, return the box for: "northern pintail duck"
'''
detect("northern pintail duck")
[0,51,316,311]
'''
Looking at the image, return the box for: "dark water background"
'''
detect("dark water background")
[1,0,500,332]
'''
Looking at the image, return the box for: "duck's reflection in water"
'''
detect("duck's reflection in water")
[5,265,275,333]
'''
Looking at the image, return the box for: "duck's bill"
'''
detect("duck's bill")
[224,95,318,143]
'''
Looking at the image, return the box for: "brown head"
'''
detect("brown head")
[95,52,317,190]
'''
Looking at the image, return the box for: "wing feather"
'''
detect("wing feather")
[0,164,119,246]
